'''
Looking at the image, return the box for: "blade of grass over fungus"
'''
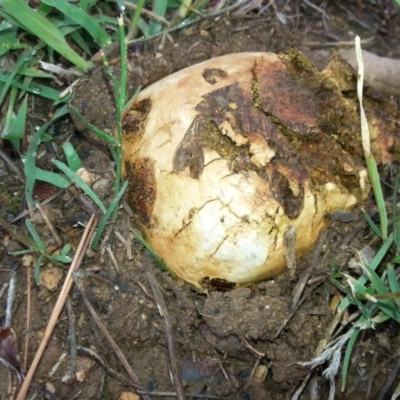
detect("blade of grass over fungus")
[118,16,127,108]
[52,160,106,213]
[132,229,167,271]
[355,35,387,241]
[1,0,93,70]
[123,85,142,113]
[42,0,112,47]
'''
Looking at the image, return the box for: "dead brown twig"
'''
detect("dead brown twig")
[73,271,150,400]
[16,214,97,400]
[274,230,328,339]
[143,258,186,400]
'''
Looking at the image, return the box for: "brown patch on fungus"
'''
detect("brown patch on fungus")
[173,119,205,179]
[202,68,228,84]
[124,158,156,227]
[122,98,152,140]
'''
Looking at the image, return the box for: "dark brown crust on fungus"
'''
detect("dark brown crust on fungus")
[124,158,156,227]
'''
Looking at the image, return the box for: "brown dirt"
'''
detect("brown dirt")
[1,1,400,399]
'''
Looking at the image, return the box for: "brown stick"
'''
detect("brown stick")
[73,272,150,400]
[16,214,97,400]
[23,265,31,372]
[143,259,186,400]
[339,48,400,97]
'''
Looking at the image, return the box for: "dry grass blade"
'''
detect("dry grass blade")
[16,214,97,400]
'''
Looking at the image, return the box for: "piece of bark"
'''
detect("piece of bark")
[339,48,400,97]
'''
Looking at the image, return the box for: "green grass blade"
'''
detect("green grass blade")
[34,254,45,285]
[70,30,93,56]
[132,229,167,271]
[338,233,394,312]
[17,65,55,79]
[69,105,119,147]
[1,0,93,70]
[118,16,127,107]
[91,181,129,250]
[363,210,382,238]
[365,154,388,240]
[52,159,106,213]
[387,264,400,293]
[0,24,26,55]
[24,105,70,208]
[25,219,45,250]
[361,263,389,295]
[123,85,142,113]
[34,167,71,188]
[127,0,146,39]
[149,0,168,35]
[0,72,60,101]
[0,47,32,106]
[50,243,72,263]
[42,0,112,47]
[62,142,82,172]
[375,299,400,322]
[341,326,360,391]
[14,94,28,134]
[1,86,18,141]
[394,174,400,251]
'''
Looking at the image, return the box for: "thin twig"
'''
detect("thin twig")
[136,391,233,399]
[5,266,17,328]
[376,357,400,400]
[288,230,328,313]
[36,203,62,247]
[73,271,150,400]
[105,244,120,273]
[126,0,247,46]
[0,215,34,249]
[143,258,186,400]
[24,266,31,372]
[0,148,24,182]
[10,190,65,224]
[123,1,170,26]
[16,214,97,400]
[62,299,77,382]
[274,231,328,339]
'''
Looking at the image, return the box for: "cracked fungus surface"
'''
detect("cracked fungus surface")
[122,52,369,288]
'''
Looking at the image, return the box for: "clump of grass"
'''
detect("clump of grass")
[1,1,199,275]
[299,36,400,400]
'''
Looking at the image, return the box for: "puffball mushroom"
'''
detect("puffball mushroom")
[122,52,369,289]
